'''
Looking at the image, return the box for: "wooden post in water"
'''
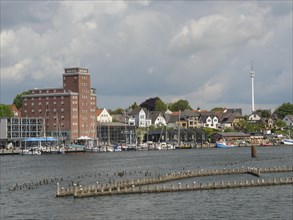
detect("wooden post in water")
[251,145,256,157]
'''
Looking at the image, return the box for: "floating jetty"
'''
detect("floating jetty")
[56,166,293,198]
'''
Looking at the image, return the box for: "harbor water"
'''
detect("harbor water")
[1,146,293,220]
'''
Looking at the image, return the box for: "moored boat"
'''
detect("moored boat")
[216,141,236,148]
[281,139,293,145]
[21,148,42,155]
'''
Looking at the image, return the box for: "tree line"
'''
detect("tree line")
[0,91,292,120]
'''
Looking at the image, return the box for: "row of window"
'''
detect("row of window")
[24,108,65,113]
[24,96,64,101]
[24,101,65,106]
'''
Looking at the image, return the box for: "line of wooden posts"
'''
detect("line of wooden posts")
[56,166,293,198]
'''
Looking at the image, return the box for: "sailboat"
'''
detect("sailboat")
[40,113,65,154]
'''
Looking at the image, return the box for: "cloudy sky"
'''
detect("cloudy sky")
[1,1,292,114]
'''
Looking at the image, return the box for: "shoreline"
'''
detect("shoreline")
[0,144,291,156]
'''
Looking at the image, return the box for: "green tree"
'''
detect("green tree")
[129,102,138,110]
[154,98,167,111]
[211,107,224,112]
[13,91,30,109]
[256,109,271,118]
[140,97,166,111]
[0,104,14,117]
[110,108,124,114]
[274,103,293,119]
[275,119,286,128]
[169,99,192,111]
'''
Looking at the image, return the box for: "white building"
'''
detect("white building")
[128,108,152,128]
[96,108,112,123]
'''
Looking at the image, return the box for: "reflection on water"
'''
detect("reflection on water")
[1,146,293,220]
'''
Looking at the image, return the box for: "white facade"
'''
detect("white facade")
[283,115,293,127]
[203,116,219,129]
[153,113,167,126]
[129,109,152,128]
[248,113,261,121]
[97,108,112,123]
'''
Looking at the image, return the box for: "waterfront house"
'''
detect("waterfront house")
[128,107,151,128]
[199,112,219,129]
[283,115,293,127]
[218,112,244,129]
[149,111,167,127]
[96,108,112,123]
[248,112,262,122]
[261,117,274,129]
[164,113,179,128]
[181,110,200,128]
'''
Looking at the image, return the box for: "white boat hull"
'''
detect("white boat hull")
[282,139,293,145]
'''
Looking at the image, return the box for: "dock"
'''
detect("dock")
[0,148,86,155]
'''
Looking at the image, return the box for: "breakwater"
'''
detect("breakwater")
[56,166,293,198]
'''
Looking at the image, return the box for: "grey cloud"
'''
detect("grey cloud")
[0,1,291,112]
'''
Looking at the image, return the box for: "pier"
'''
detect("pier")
[56,166,293,198]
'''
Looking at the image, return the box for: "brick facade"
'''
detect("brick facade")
[21,67,97,142]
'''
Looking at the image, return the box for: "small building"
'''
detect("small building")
[248,112,262,122]
[283,115,293,127]
[210,132,250,143]
[97,122,136,145]
[128,107,151,128]
[149,111,167,127]
[0,117,45,147]
[96,108,112,123]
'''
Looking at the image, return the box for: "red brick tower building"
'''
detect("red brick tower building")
[21,67,97,142]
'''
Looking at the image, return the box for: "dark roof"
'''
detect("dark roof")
[112,114,127,123]
[225,108,242,115]
[212,132,250,137]
[166,114,179,123]
[128,107,147,116]
[149,111,164,123]
[220,112,243,123]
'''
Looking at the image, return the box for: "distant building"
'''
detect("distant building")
[128,107,151,128]
[96,108,112,123]
[248,112,262,122]
[0,117,44,146]
[10,104,21,117]
[97,122,136,145]
[21,67,97,142]
[283,115,293,127]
